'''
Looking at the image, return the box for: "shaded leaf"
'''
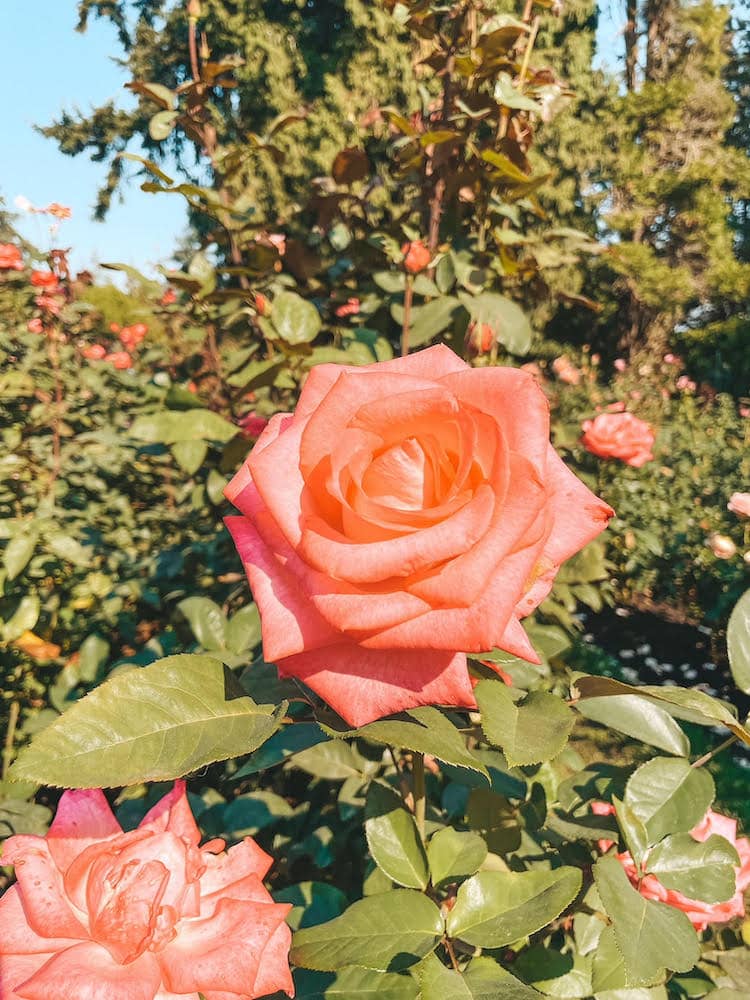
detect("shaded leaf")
[427,828,487,886]
[624,758,714,844]
[365,781,429,889]
[727,589,750,694]
[476,680,574,766]
[645,832,739,902]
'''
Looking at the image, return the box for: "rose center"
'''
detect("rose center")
[361,437,436,510]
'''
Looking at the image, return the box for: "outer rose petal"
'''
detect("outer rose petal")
[139,779,201,845]
[14,942,161,1000]
[158,897,292,998]
[278,644,476,726]
[199,838,273,897]
[45,789,122,872]
[0,887,81,956]
[0,955,55,1000]
[1,838,88,941]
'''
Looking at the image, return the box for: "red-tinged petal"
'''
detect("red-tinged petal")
[158,897,292,996]
[139,781,201,846]
[199,838,273,897]
[14,942,161,1000]
[2,839,88,941]
[0,954,54,1000]
[45,790,121,872]
[442,366,551,472]
[278,645,475,727]
[0,887,81,956]
[224,516,338,662]
[224,414,294,509]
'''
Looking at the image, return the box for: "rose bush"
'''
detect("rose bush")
[581,410,656,467]
[728,492,750,518]
[0,782,293,1000]
[225,345,612,726]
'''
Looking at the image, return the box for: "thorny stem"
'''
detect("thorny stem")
[412,751,426,842]
[691,735,738,769]
[2,702,20,780]
[401,275,414,357]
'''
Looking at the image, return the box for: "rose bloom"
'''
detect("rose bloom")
[30,270,59,290]
[334,297,360,318]
[161,288,177,306]
[552,356,581,386]
[254,292,270,316]
[0,782,293,1000]
[34,294,62,316]
[120,323,148,350]
[225,345,613,726]
[402,240,431,274]
[82,344,107,361]
[464,321,495,356]
[613,358,627,372]
[0,243,24,271]
[728,492,750,518]
[26,318,44,335]
[593,804,750,932]
[237,413,269,439]
[708,533,737,560]
[105,351,133,371]
[581,411,655,467]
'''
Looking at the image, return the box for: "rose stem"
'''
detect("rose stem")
[401,274,413,357]
[691,734,737,769]
[412,751,426,841]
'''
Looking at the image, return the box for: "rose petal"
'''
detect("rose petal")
[45,790,122,872]
[158,897,292,997]
[139,781,201,846]
[0,887,81,956]
[1,838,88,941]
[0,954,55,1000]
[199,838,273,897]
[14,942,161,1000]
[278,644,475,727]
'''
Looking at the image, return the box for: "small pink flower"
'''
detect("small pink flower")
[34,294,62,316]
[105,351,132,371]
[676,375,696,392]
[27,318,44,334]
[465,321,495,356]
[44,203,72,220]
[727,493,750,518]
[237,413,269,439]
[30,270,59,290]
[613,358,627,372]
[581,411,655,467]
[334,297,361,318]
[0,782,293,1000]
[708,533,737,559]
[402,240,431,274]
[160,288,177,305]
[119,323,147,351]
[740,405,750,419]
[0,244,24,270]
[83,344,107,361]
[268,233,286,255]
[552,356,582,385]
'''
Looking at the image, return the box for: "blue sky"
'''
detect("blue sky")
[2,2,186,276]
[2,3,624,278]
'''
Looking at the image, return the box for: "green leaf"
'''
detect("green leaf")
[226,356,285,389]
[365,781,429,889]
[427,828,488,886]
[171,439,208,474]
[392,297,463,349]
[574,694,689,756]
[271,291,322,345]
[3,594,41,643]
[593,854,700,985]
[45,533,91,568]
[207,468,228,505]
[273,882,347,931]
[3,531,37,580]
[10,654,285,787]
[446,867,582,948]
[325,707,488,779]
[572,674,750,745]
[233,723,328,779]
[130,409,237,445]
[292,740,366,781]
[613,796,649,869]
[290,889,443,972]
[494,73,541,112]
[475,680,574,767]
[645,832,739,902]
[178,597,228,652]
[624,758,714,844]
[290,967,419,999]
[459,291,533,355]
[78,634,110,683]
[415,954,542,999]
[225,602,262,655]
[149,109,179,141]
[727,589,750,694]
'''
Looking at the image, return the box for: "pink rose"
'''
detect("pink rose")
[401,240,431,274]
[225,345,613,726]
[552,356,582,385]
[237,413,269,439]
[581,411,655,467]
[0,244,24,271]
[0,782,293,1000]
[82,344,107,361]
[334,297,360,319]
[728,492,750,518]
[613,358,627,372]
[26,318,44,335]
[105,351,133,371]
[708,533,737,560]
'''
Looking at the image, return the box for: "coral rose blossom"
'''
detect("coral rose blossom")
[29,270,59,290]
[581,411,655,467]
[402,240,431,274]
[593,804,750,932]
[0,244,24,270]
[225,345,613,726]
[728,492,750,518]
[0,781,293,1000]
[105,351,133,371]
